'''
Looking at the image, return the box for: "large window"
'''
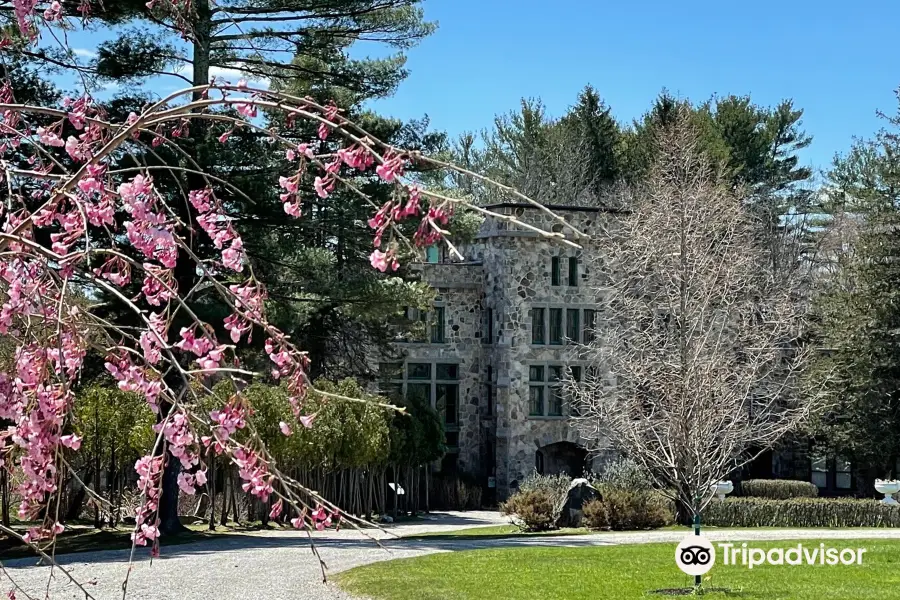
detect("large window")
[431,306,446,343]
[402,305,446,344]
[528,363,583,418]
[568,257,578,286]
[811,452,827,489]
[531,308,546,345]
[549,308,563,345]
[810,448,853,491]
[835,457,852,490]
[528,366,545,416]
[531,306,597,346]
[381,361,460,432]
[551,256,579,286]
[566,309,580,342]
[583,309,596,343]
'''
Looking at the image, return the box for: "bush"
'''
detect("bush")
[704,497,900,528]
[518,471,571,506]
[738,479,819,500]
[501,489,556,531]
[582,458,673,530]
[582,498,608,528]
[583,489,673,530]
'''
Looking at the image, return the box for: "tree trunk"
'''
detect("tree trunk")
[208,454,217,531]
[1,468,9,527]
[158,455,187,535]
[192,1,212,97]
[392,464,398,520]
[220,466,230,527]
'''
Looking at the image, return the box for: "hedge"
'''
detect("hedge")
[738,479,818,499]
[704,497,900,528]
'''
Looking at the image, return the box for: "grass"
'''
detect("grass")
[405,523,695,540]
[336,539,900,600]
[405,524,593,540]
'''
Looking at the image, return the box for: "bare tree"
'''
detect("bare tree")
[570,109,823,524]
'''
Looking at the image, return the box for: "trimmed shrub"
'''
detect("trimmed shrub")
[704,497,900,528]
[582,498,608,529]
[501,489,556,531]
[738,479,819,500]
[583,458,674,530]
[584,489,673,530]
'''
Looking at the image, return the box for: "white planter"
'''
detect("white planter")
[711,480,734,501]
[875,479,900,505]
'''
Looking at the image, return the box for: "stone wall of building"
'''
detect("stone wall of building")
[471,205,615,497]
[391,204,619,499]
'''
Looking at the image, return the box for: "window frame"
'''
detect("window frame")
[568,256,578,286]
[530,305,598,346]
[549,308,563,345]
[551,256,561,287]
[383,361,462,435]
[531,307,546,345]
[526,362,585,419]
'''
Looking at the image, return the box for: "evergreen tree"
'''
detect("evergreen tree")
[810,90,900,488]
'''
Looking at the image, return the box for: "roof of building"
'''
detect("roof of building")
[481,202,626,213]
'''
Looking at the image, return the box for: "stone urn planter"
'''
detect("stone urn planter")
[874,479,900,505]
[711,480,734,501]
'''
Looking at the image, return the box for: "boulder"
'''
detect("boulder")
[554,478,601,528]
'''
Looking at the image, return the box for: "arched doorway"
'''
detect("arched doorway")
[535,441,589,477]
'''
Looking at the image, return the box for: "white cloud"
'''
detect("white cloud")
[174,63,270,88]
[72,48,97,59]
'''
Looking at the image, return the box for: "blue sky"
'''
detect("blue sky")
[366,0,900,175]
[57,0,899,175]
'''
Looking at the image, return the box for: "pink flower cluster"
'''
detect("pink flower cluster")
[175,325,227,372]
[0,258,49,334]
[119,176,179,270]
[287,505,339,531]
[6,348,79,520]
[93,256,131,287]
[132,455,162,548]
[105,353,163,413]
[204,397,248,453]
[414,205,452,248]
[190,188,244,272]
[154,411,200,473]
[234,447,273,502]
[264,337,311,419]
[224,281,266,343]
[278,175,302,217]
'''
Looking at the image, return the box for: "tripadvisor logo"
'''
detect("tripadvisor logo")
[675,535,715,576]
[675,534,867,574]
[718,542,867,569]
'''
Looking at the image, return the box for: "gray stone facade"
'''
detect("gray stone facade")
[384,203,615,500]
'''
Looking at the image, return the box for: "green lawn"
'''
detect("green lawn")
[405,524,593,539]
[336,539,900,599]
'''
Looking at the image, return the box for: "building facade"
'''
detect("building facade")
[381,203,616,500]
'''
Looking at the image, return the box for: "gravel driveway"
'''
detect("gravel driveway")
[4,512,900,600]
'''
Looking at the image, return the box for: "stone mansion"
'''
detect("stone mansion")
[378,203,612,501]
[377,202,873,502]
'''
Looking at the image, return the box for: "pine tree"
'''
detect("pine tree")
[810,91,900,487]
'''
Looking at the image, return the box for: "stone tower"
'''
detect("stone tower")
[383,203,615,500]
